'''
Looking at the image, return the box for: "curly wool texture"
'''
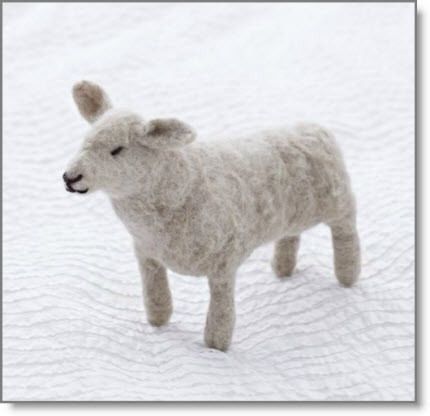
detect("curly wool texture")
[65,81,361,351]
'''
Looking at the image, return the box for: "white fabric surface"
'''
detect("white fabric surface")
[3,3,414,401]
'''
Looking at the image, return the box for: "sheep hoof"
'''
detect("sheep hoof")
[147,307,172,327]
[336,266,360,288]
[204,328,231,352]
[204,336,230,352]
[271,258,296,279]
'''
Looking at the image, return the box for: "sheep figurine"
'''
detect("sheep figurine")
[64,81,361,351]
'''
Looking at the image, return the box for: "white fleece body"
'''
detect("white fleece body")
[112,125,351,276]
[64,81,360,351]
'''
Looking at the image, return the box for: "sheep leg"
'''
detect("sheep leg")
[271,236,300,278]
[204,270,235,351]
[135,249,172,326]
[330,217,361,287]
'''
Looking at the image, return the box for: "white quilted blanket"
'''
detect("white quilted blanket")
[3,3,415,401]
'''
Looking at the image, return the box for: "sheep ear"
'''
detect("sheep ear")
[137,118,196,149]
[72,81,112,123]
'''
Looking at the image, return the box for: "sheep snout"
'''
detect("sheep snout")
[63,172,88,194]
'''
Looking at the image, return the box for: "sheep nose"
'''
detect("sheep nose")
[63,172,83,184]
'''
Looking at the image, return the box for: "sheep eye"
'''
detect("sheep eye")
[110,146,123,156]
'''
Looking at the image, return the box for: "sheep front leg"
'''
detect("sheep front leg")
[134,247,172,326]
[204,271,236,351]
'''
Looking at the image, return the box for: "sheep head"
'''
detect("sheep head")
[63,81,196,198]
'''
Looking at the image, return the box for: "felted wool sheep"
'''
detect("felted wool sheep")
[64,81,361,351]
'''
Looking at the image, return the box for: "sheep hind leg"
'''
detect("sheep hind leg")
[271,236,300,278]
[330,216,361,287]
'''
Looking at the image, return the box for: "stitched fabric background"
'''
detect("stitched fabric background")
[3,2,414,401]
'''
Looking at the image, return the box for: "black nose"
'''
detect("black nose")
[63,172,83,184]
